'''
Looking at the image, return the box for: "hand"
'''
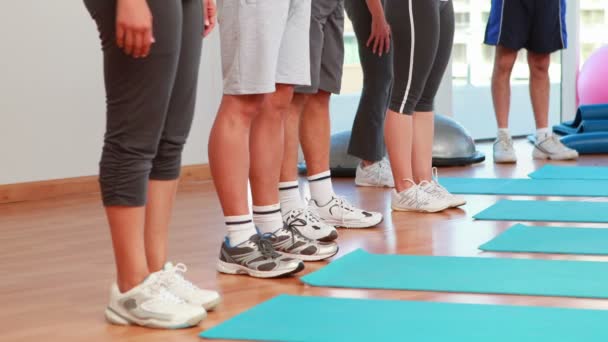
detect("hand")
[366,15,390,56]
[115,0,154,58]
[203,0,217,37]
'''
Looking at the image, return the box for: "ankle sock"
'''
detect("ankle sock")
[279,181,304,215]
[536,127,551,141]
[308,170,334,206]
[225,214,257,246]
[252,203,283,234]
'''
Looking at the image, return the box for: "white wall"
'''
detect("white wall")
[0,2,222,185]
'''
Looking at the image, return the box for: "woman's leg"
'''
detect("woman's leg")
[412,0,454,183]
[146,0,203,272]
[384,0,439,193]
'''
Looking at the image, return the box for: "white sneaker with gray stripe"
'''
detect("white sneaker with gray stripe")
[217,233,304,278]
[105,272,206,329]
[391,182,452,213]
[161,262,222,311]
[309,196,383,228]
[267,222,339,261]
[282,207,338,242]
[533,135,579,160]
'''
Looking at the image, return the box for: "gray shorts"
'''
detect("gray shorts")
[218,0,311,95]
[296,0,345,95]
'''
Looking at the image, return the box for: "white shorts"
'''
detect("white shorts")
[218,0,312,95]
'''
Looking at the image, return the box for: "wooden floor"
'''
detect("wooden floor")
[4,140,608,342]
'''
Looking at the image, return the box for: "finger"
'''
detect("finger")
[384,35,391,53]
[141,29,152,57]
[124,29,134,56]
[133,31,145,58]
[366,32,374,47]
[116,24,125,48]
[378,38,384,56]
[373,36,379,54]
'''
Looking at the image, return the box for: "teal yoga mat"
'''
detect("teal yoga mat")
[439,177,608,196]
[300,249,608,298]
[480,224,608,255]
[529,165,608,180]
[200,295,608,341]
[474,199,608,223]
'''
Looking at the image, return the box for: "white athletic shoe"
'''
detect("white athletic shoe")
[493,131,517,163]
[309,196,383,228]
[282,207,338,242]
[104,273,206,329]
[161,262,222,311]
[422,168,466,208]
[391,181,452,213]
[533,135,579,160]
[355,158,395,188]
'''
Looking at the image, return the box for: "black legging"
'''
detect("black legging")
[83,0,203,206]
[386,0,454,115]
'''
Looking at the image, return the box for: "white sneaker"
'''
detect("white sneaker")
[309,196,383,228]
[391,181,451,213]
[423,168,466,208]
[104,273,206,329]
[355,158,395,188]
[533,135,579,160]
[283,207,338,242]
[161,262,222,311]
[493,131,517,163]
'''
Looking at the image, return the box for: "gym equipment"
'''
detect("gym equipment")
[553,104,608,135]
[439,177,608,197]
[474,199,608,223]
[529,165,608,180]
[578,45,608,106]
[301,249,608,298]
[299,94,484,176]
[480,223,608,256]
[200,295,608,341]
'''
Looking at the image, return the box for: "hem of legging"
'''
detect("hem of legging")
[413,104,434,112]
[347,145,384,162]
[102,198,147,207]
[388,104,414,115]
[149,173,180,181]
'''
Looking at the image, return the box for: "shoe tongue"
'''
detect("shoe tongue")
[162,262,174,271]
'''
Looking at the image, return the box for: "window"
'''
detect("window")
[455,12,471,28]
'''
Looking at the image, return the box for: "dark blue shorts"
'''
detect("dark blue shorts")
[484,0,567,54]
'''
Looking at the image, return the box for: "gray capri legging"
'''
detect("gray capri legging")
[83,0,203,206]
[385,0,454,115]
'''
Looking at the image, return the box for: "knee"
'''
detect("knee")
[150,137,186,180]
[528,53,551,77]
[223,94,265,123]
[494,53,517,75]
[265,85,295,119]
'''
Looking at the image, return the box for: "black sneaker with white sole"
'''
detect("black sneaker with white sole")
[216,234,304,278]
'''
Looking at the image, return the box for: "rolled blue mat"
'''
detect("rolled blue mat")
[200,295,608,342]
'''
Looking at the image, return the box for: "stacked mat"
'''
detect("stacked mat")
[552,104,608,153]
[201,166,608,341]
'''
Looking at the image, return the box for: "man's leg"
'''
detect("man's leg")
[491,46,518,130]
[527,51,550,132]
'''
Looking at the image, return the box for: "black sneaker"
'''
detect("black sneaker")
[216,234,304,278]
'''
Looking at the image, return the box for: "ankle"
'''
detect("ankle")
[117,271,149,293]
[395,179,415,193]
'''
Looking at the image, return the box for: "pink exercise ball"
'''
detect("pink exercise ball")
[578,45,608,105]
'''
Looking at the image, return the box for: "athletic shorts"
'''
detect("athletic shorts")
[484,0,567,54]
[295,0,345,94]
[218,0,312,95]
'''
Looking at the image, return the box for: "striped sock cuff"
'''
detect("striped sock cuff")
[252,203,281,215]
[225,214,253,226]
[279,180,300,191]
[307,170,331,183]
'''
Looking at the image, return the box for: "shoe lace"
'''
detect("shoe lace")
[147,277,185,304]
[254,234,282,259]
[497,134,514,149]
[283,219,310,244]
[333,196,356,226]
[161,263,199,294]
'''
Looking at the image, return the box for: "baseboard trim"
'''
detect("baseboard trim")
[0,164,212,204]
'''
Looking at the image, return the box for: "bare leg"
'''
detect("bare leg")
[144,179,178,272]
[384,109,414,192]
[250,85,294,205]
[411,112,434,183]
[299,91,332,176]
[208,94,264,216]
[527,51,551,130]
[280,94,310,182]
[491,46,518,129]
[106,206,149,293]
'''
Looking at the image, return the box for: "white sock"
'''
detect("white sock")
[225,214,257,246]
[497,128,510,137]
[252,203,283,234]
[308,170,334,206]
[279,181,304,215]
[536,127,551,141]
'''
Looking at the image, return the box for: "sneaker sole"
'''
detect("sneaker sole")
[355,179,394,188]
[279,245,339,262]
[104,307,206,329]
[322,216,383,229]
[533,150,579,160]
[317,230,339,242]
[216,260,304,278]
[391,204,451,213]
[202,296,222,311]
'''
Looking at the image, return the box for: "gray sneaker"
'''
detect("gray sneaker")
[217,234,304,278]
[268,223,339,262]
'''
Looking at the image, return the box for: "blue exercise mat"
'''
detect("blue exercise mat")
[474,199,608,223]
[530,164,608,180]
[480,223,608,255]
[200,294,608,342]
[300,249,608,298]
[439,177,608,196]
